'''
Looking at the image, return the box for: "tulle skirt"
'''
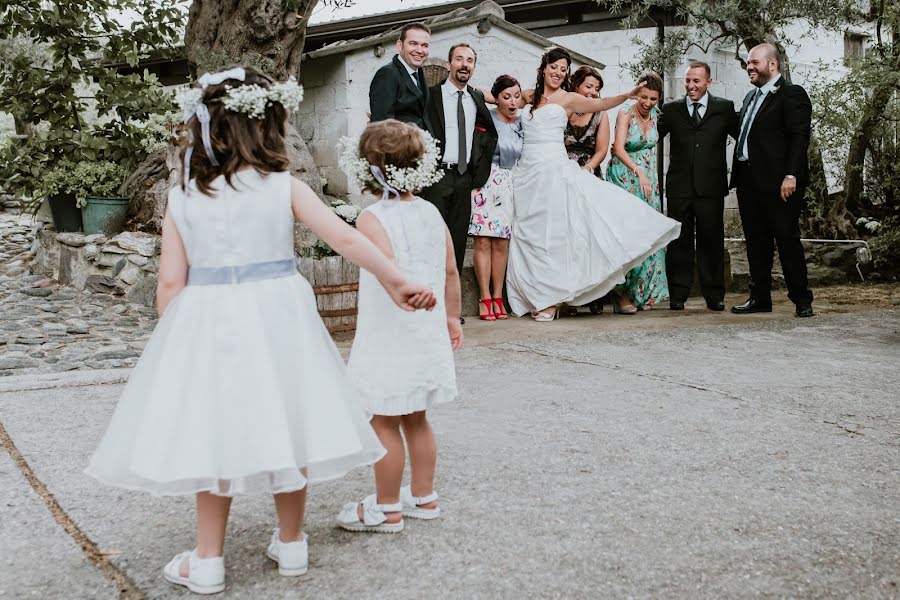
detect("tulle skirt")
[85,274,385,496]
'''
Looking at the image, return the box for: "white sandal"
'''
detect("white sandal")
[265,529,308,576]
[336,494,404,533]
[163,549,225,595]
[400,486,441,520]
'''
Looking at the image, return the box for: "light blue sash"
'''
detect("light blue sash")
[187,258,296,286]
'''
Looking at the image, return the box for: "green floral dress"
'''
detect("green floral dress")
[606,105,669,307]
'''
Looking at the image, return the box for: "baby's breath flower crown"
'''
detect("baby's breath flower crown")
[174,77,304,119]
[337,129,443,195]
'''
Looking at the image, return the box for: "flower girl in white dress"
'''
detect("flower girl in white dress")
[335,120,463,533]
[85,68,436,595]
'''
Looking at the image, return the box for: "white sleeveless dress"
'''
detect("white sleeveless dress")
[347,198,457,416]
[85,170,385,496]
[507,103,681,315]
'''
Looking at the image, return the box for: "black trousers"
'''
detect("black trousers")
[421,166,473,273]
[735,163,813,306]
[666,194,725,304]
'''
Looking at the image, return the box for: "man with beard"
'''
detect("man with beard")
[423,43,498,275]
[730,43,814,318]
[369,23,432,130]
[658,61,739,312]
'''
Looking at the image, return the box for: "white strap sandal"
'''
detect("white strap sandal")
[400,486,441,520]
[162,549,225,595]
[265,529,308,577]
[336,494,404,533]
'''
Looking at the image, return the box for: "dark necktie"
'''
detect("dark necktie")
[691,101,701,126]
[456,90,467,174]
[737,89,763,160]
[416,70,425,93]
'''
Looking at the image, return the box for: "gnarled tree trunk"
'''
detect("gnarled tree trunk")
[126,0,323,233]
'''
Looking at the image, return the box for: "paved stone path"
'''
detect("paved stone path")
[0,214,157,375]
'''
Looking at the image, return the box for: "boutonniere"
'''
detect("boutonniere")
[770,86,780,95]
[474,125,487,133]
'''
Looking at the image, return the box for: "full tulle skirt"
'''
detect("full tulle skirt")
[85,274,385,496]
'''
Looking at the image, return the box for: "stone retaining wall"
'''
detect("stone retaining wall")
[32,229,161,306]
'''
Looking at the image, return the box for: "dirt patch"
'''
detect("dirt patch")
[812,283,900,307]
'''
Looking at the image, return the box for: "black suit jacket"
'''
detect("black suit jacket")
[425,82,498,189]
[730,76,812,193]
[369,55,431,131]
[658,94,739,199]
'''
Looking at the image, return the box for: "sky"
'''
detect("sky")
[309,0,450,23]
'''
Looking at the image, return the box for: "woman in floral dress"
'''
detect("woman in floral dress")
[607,71,668,312]
[468,75,524,320]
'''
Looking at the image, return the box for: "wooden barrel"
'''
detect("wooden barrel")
[297,256,359,333]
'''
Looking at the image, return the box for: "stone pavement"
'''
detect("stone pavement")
[1,306,898,599]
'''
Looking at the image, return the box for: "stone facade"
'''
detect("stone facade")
[32,228,161,307]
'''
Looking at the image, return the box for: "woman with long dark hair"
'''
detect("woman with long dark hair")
[489,48,680,321]
[564,65,610,179]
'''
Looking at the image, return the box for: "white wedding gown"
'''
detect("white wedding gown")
[507,103,681,316]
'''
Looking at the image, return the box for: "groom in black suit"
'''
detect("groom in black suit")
[730,43,814,317]
[369,23,432,130]
[658,61,740,311]
[422,43,498,273]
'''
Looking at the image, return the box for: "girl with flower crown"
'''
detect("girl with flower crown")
[85,67,437,595]
[334,119,462,534]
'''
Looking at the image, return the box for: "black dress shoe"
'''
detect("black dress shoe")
[795,304,814,318]
[730,298,773,314]
[706,300,725,311]
[669,301,685,310]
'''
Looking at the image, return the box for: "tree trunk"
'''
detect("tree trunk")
[126,0,324,233]
[843,50,899,214]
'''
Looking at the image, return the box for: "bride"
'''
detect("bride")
[491,48,681,320]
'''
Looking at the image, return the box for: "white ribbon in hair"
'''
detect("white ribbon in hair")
[198,67,246,89]
[370,165,401,200]
[182,102,219,188]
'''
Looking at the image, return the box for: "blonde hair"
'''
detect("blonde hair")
[357,120,426,194]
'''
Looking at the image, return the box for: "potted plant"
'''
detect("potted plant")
[31,161,85,233]
[75,161,130,235]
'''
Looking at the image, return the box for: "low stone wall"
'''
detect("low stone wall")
[32,228,161,306]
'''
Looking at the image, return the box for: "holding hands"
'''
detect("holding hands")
[387,282,438,312]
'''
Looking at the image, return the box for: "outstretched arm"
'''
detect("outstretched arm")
[565,82,645,115]
[443,226,463,350]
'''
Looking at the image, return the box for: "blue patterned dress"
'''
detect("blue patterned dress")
[606,105,670,307]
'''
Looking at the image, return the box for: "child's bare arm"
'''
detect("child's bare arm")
[444,226,463,350]
[290,177,434,310]
[156,210,188,318]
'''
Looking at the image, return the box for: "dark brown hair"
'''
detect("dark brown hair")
[399,22,431,42]
[569,65,604,93]
[530,48,571,117]
[638,70,664,95]
[179,66,290,196]
[687,61,711,77]
[491,74,521,98]
[358,119,426,194]
[448,42,477,63]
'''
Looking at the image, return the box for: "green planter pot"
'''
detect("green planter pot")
[82,196,130,236]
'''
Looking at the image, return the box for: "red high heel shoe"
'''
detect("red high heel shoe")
[479,298,496,321]
[492,298,509,320]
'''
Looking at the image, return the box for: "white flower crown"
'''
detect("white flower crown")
[337,129,444,196]
[174,70,304,120]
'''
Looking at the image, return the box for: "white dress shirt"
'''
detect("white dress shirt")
[738,77,779,161]
[397,56,420,87]
[685,92,709,119]
[440,81,477,165]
